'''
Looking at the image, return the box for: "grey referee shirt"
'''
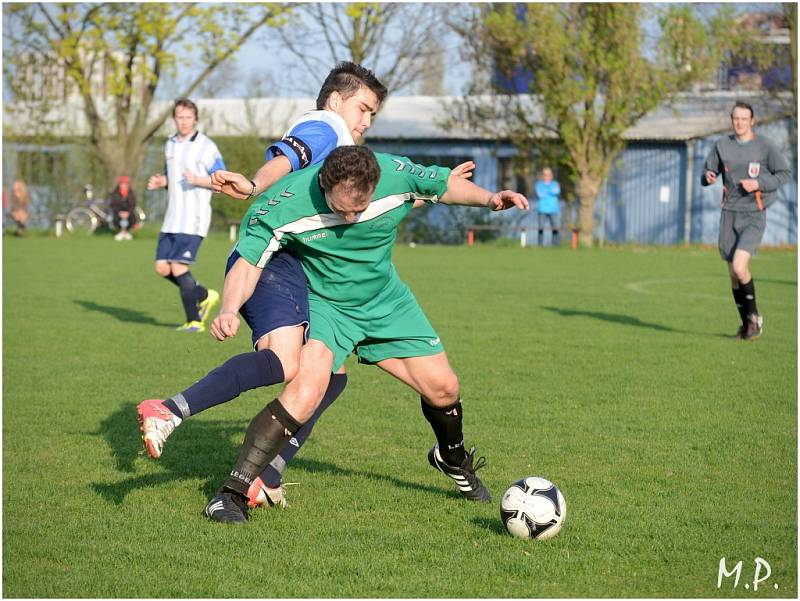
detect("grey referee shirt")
[701,134,792,212]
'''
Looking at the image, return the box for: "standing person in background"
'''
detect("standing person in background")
[702,101,792,341]
[147,98,224,333]
[109,175,138,241]
[534,167,561,246]
[9,178,30,237]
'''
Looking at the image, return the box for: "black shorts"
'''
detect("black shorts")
[225,249,310,348]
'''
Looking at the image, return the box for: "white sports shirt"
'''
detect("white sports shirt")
[161,130,225,236]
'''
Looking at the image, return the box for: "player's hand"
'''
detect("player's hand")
[147,174,166,190]
[705,171,717,185]
[488,190,529,212]
[451,161,475,180]
[210,310,240,341]
[740,178,760,193]
[210,170,252,200]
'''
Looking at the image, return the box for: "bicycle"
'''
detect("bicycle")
[65,184,146,235]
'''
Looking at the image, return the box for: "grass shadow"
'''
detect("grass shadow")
[91,403,248,504]
[289,456,459,500]
[75,299,175,328]
[471,516,507,536]
[541,305,681,333]
[91,405,453,506]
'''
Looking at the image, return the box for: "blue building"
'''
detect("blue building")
[3,92,797,245]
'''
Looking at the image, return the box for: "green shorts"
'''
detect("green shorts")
[308,280,444,371]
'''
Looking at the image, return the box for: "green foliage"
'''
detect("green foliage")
[450,3,738,246]
[209,135,267,226]
[4,3,289,190]
[3,235,796,597]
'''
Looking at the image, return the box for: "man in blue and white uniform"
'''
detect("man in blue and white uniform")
[147,98,226,333]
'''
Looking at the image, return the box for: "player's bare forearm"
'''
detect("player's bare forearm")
[252,155,293,196]
[440,175,529,212]
[211,257,262,341]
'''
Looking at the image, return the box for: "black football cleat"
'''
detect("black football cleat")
[428,444,492,502]
[204,491,249,524]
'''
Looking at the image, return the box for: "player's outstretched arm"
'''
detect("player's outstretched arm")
[413,160,476,209]
[211,155,293,200]
[210,257,263,341]
[440,174,529,212]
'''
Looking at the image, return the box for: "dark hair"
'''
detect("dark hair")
[319,146,381,194]
[731,101,754,119]
[316,62,388,110]
[173,98,199,119]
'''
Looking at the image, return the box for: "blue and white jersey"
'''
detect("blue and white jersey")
[161,130,226,236]
[266,110,355,172]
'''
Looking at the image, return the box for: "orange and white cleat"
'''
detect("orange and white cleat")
[137,399,182,459]
[246,476,288,509]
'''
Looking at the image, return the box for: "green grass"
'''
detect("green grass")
[3,229,797,598]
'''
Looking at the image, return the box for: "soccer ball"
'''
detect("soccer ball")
[500,476,566,540]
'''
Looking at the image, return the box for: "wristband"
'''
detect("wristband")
[247,179,257,199]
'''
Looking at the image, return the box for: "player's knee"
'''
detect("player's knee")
[282,378,326,422]
[732,262,750,282]
[424,373,460,407]
[154,262,170,277]
[277,355,299,383]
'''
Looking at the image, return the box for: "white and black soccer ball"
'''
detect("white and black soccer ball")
[500,476,566,540]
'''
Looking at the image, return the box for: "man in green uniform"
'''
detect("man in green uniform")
[204,145,529,523]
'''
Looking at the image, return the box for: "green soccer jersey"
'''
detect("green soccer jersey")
[235,152,451,306]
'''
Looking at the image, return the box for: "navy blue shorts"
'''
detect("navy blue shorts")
[226,249,310,348]
[156,233,204,264]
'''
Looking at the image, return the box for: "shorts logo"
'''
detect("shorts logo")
[748,162,761,178]
[429,337,440,346]
[182,250,193,259]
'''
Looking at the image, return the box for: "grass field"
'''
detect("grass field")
[3,229,797,598]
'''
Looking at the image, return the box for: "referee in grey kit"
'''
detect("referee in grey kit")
[702,101,792,340]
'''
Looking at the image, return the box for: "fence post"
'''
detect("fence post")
[467,229,474,246]
[571,229,579,251]
[54,214,66,238]
[520,229,527,247]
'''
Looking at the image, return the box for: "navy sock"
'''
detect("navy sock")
[421,397,466,465]
[163,349,285,418]
[163,273,179,286]
[174,272,204,322]
[260,373,348,487]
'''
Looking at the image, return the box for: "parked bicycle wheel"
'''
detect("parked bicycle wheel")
[66,207,98,235]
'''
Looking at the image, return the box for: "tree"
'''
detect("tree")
[448,4,735,246]
[268,3,450,95]
[4,3,288,192]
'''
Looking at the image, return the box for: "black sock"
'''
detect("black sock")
[421,397,466,465]
[223,399,301,498]
[163,273,179,286]
[739,278,759,319]
[175,272,203,321]
[732,287,748,325]
[164,349,285,419]
[260,373,348,487]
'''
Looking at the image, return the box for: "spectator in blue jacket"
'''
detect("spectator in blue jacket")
[535,167,561,246]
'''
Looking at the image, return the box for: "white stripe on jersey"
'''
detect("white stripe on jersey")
[254,193,411,268]
[285,110,355,147]
[161,131,223,236]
